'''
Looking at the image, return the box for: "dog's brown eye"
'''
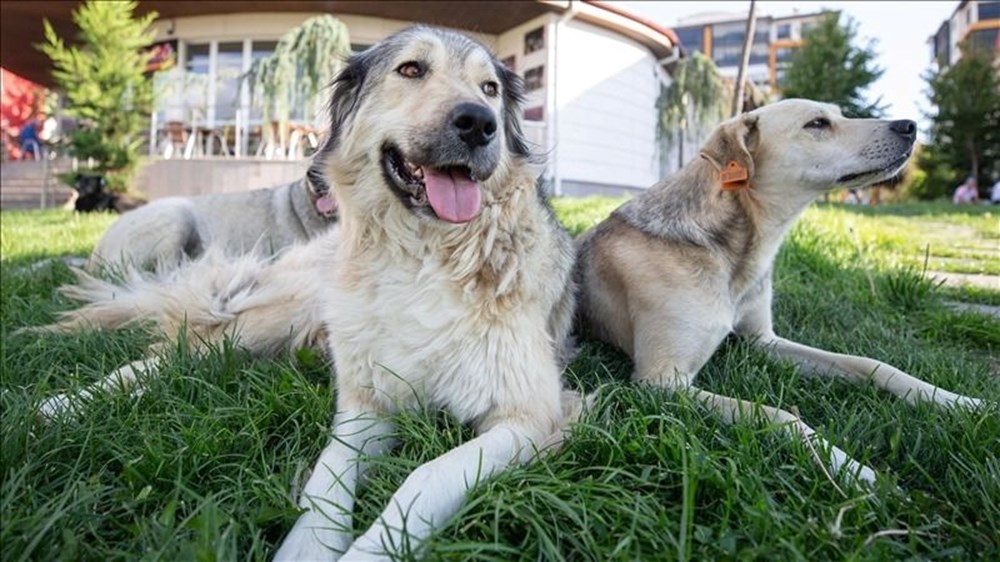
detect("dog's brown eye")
[396,61,425,79]
[481,81,499,97]
[804,117,831,129]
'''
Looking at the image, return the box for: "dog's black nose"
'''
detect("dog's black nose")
[889,119,916,142]
[451,103,497,148]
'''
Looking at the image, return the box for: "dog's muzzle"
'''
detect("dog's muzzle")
[381,102,501,224]
[836,119,917,186]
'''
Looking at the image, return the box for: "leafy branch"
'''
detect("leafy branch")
[244,15,351,129]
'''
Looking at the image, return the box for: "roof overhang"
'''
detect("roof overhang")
[574,1,679,60]
[1,0,676,88]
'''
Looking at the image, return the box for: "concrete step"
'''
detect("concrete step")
[1,159,76,210]
[0,199,73,210]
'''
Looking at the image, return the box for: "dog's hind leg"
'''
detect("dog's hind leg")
[274,408,396,562]
[691,387,878,486]
[735,281,982,409]
[631,309,877,487]
[761,336,982,409]
[38,356,161,420]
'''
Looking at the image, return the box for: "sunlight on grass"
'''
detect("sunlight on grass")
[1,210,116,265]
[551,196,628,237]
[802,203,1000,276]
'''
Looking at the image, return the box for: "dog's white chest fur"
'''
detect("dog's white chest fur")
[322,236,550,423]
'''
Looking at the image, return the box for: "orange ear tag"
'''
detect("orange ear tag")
[720,160,750,191]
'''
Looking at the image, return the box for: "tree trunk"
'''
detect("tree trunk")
[968,137,979,189]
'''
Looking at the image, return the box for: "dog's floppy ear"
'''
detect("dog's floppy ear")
[494,60,532,160]
[322,48,375,155]
[305,159,330,196]
[700,114,759,190]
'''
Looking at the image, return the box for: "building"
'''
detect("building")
[0,1,681,200]
[671,9,829,93]
[929,1,1000,68]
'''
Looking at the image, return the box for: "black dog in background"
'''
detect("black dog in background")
[73,174,145,213]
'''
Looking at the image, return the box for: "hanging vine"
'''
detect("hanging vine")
[656,52,729,166]
[245,15,351,130]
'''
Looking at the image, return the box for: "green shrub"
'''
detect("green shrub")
[38,0,157,193]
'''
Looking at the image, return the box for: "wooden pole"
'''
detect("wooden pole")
[732,0,758,116]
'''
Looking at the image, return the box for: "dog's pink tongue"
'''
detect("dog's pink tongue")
[423,168,482,224]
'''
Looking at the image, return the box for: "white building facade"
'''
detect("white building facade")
[138,1,680,198]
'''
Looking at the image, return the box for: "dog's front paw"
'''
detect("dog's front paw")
[341,533,395,561]
[37,393,77,421]
[273,512,350,562]
[934,390,983,410]
[824,441,878,487]
[952,395,984,410]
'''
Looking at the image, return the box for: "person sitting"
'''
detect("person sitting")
[17,118,41,160]
[952,176,979,204]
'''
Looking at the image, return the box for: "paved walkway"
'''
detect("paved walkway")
[928,271,1000,291]
[944,301,1000,320]
[930,271,1000,320]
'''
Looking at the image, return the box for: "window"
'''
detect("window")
[934,23,950,67]
[968,28,999,56]
[215,42,244,122]
[775,68,788,88]
[249,40,278,121]
[524,66,544,92]
[251,40,279,59]
[524,27,544,55]
[184,44,211,121]
[776,23,791,39]
[186,44,210,74]
[775,46,797,63]
[712,24,746,67]
[709,23,770,67]
[674,26,703,54]
[749,26,770,65]
[979,2,1000,20]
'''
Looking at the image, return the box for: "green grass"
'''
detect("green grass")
[2,201,998,561]
[805,202,1000,276]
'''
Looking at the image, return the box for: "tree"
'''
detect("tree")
[781,12,885,118]
[923,44,1000,191]
[39,0,157,191]
[245,15,351,136]
[657,52,728,169]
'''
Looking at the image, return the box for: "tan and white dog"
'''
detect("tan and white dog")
[576,99,982,484]
[26,26,579,560]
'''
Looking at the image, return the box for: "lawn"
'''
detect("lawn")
[1,201,998,561]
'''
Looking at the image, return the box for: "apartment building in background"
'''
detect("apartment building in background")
[929,1,1000,68]
[671,9,830,94]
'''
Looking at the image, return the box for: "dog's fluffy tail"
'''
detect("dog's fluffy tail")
[21,244,330,357]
